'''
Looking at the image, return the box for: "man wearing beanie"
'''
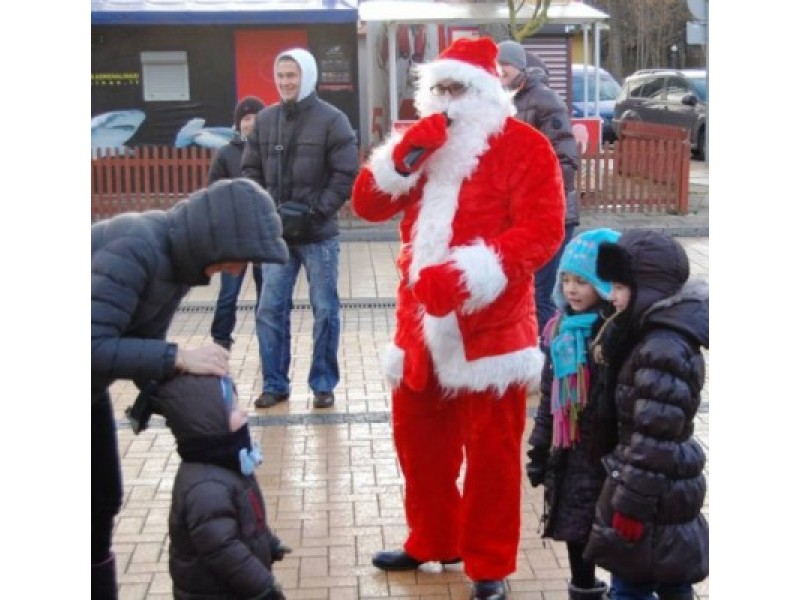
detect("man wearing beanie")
[242,48,359,411]
[584,230,709,599]
[208,95,266,351]
[497,40,580,336]
[352,36,565,600]
[91,178,289,599]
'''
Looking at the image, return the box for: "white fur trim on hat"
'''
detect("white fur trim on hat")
[415,59,504,105]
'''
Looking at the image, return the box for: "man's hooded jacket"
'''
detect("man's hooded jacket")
[91,178,289,402]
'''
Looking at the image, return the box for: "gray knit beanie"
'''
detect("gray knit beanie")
[497,40,527,71]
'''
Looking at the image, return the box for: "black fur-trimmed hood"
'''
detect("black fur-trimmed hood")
[643,278,709,348]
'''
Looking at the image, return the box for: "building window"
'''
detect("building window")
[140,51,189,102]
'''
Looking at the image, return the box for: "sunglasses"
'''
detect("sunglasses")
[430,82,469,97]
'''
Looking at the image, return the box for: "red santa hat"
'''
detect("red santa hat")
[415,36,504,99]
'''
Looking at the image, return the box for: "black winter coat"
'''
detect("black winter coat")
[91,179,289,402]
[169,463,281,599]
[527,309,607,543]
[583,279,709,585]
[512,68,580,226]
[208,136,246,184]
[241,93,359,243]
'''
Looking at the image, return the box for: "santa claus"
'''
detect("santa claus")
[351,36,565,600]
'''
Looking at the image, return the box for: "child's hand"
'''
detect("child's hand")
[526,446,549,487]
[612,511,644,542]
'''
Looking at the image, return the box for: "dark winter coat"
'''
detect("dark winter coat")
[207,136,246,184]
[241,92,359,243]
[169,463,281,599]
[527,309,608,543]
[91,179,289,402]
[583,233,709,585]
[512,65,580,226]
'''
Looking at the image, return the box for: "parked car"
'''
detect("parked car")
[571,63,622,144]
[612,68,708,159]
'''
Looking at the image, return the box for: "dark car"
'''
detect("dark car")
[612,69,707,159]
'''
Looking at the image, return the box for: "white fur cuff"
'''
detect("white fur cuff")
[368,134,422,198]
[451,240,508,314]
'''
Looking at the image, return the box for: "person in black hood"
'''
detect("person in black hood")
[151,374,291,600]
[582,230,709,600]
[91,178,289,599]
[208,95,266,350]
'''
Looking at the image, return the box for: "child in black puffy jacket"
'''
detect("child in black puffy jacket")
[151,374,290,600]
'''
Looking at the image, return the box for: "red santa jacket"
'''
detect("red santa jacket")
[352,115,565,395]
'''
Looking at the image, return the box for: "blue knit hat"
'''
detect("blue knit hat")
[551,228,621,310]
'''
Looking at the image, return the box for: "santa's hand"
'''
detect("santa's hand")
[392,113,449,175]
[412,263,469,317]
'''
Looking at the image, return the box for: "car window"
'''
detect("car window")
[628,76,664,99]
[687,76,708,102]
[573,74,622,102]
[665,77,691,104]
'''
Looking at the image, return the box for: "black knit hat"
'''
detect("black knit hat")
[233,96,265,131]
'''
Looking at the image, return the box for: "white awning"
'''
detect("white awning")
[358,0,609,26]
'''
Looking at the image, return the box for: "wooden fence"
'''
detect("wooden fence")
[578,120,691,215]
[91,121,691,222]
[91,146,214,222]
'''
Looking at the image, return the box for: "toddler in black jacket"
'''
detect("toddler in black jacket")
[151,374,290,600]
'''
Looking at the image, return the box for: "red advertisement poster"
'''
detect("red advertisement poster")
[235,29,309,105]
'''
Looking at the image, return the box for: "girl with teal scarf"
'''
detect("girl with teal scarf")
[526,227,620,600]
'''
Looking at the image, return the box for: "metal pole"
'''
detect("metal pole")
[388,22,398,125]
[594,21,601,141]
[582,24,589,118]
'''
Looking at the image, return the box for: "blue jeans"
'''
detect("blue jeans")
[535,224,576,331]
[210,264,263,346]
[256,237,340,395]
[610,575,693,600]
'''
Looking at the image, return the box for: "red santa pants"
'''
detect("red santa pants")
[392,377,528,581]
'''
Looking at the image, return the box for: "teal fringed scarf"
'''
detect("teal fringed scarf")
[546,311,599,448]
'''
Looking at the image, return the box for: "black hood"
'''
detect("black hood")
[644,279,709,348]
[167,178,289,286]
[597,230,690,326]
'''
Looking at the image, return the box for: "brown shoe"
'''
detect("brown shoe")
[313,392,334,409]
[255,392,289,409]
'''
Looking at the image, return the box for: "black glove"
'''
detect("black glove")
[526,445,550,488]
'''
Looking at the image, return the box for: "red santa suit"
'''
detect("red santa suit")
[352,37,565,583]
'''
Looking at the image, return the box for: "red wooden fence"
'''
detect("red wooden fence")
[91,122,691,222]
[578,121,691,215]
[91,146,214,222]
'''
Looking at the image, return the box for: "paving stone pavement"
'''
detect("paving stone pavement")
[108,233,710,600]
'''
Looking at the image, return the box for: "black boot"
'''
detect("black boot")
[471,579,506,600]
[372,549,461,572]
[92,553,118,600]
[568,579,609,599]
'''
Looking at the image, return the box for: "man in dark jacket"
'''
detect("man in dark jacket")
[208,96,266,350]
[584,230,709,600]
[498,40,581,333]
[242,48,359,410]
[91,178,289,600]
